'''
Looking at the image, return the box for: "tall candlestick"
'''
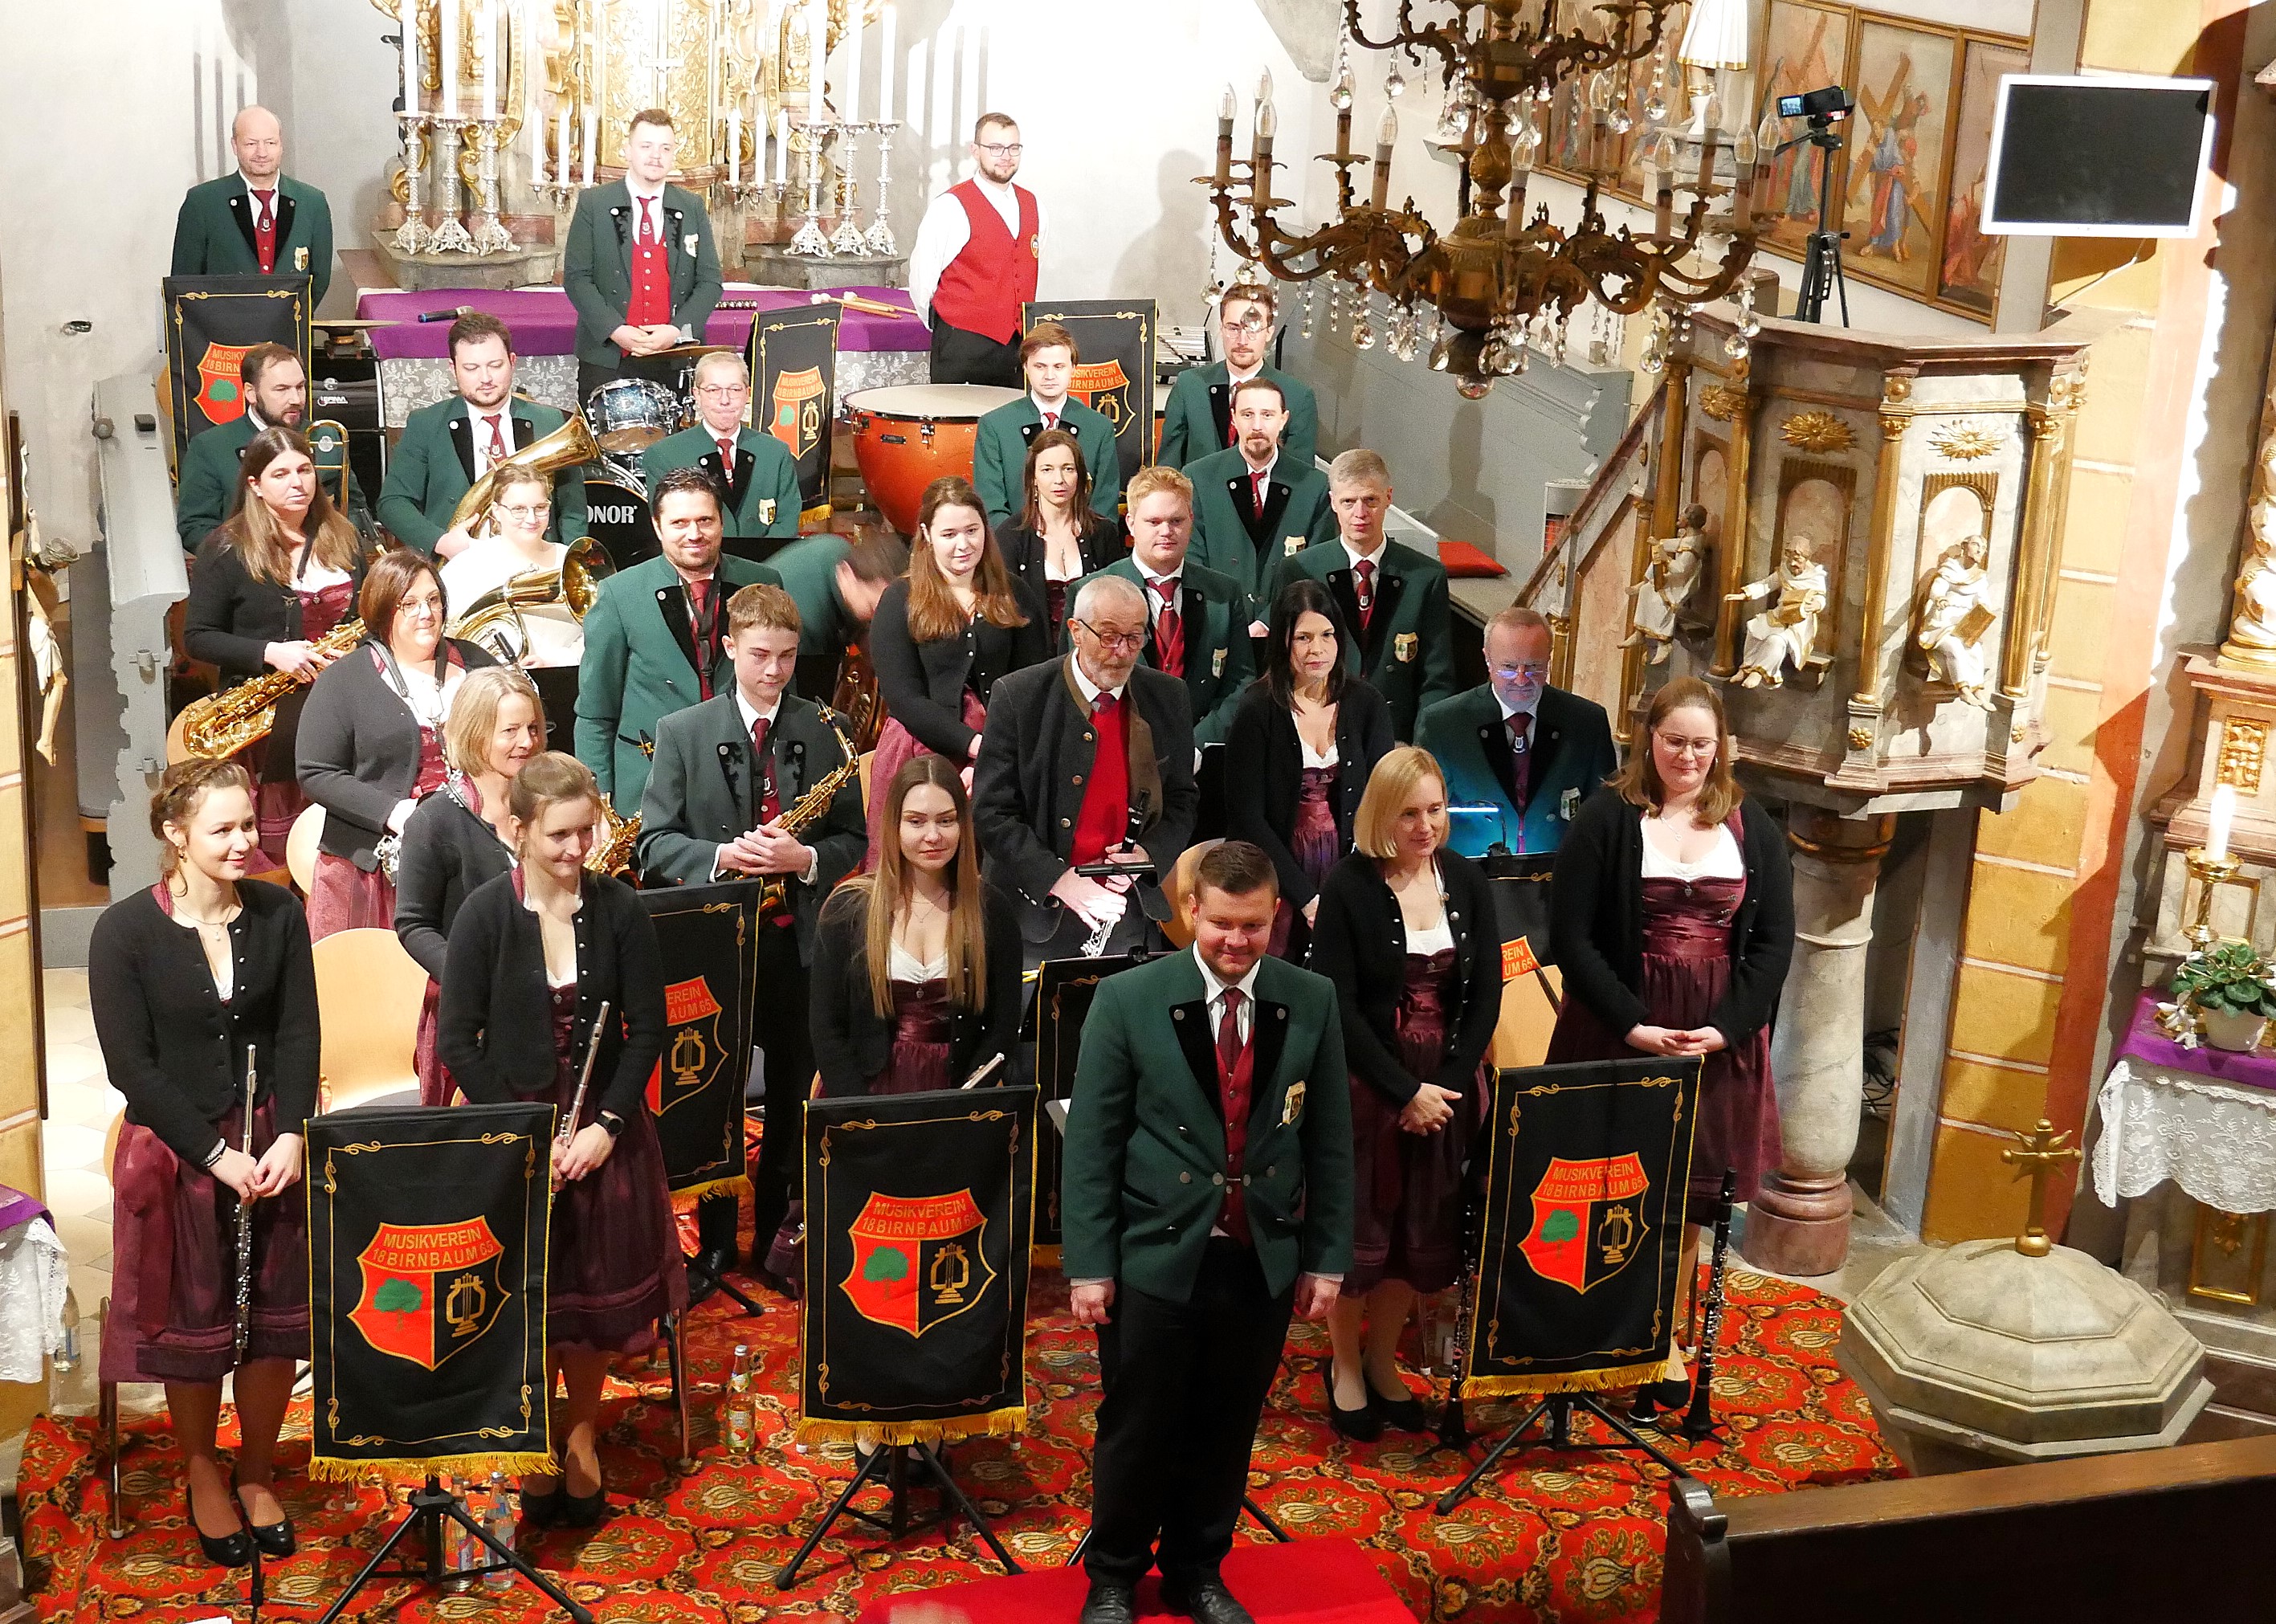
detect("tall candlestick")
[806,0,826,119]
[775,108,789,186]
[728,107,741,188]
[842,9,862,125]
[2209,781,2238,864]
[479,0,496,120]
[582,106,598,189]
[401,0,418,115]
[557,107,570,186]
[879,3,897,123]
[440,0,460,120]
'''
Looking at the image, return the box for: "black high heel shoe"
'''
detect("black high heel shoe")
[1327,1376,1385,1443]
[231,1472,296,1559]
[186,1480,254,1569]
[560,1449,606,1528]
[1365,1374,1430,1434]
[517,1475,565,1528]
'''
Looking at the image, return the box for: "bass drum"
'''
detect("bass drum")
[582,478,658,570]
[846,383,1022,536]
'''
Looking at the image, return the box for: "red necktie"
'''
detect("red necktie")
[253,189,277,271]
[716,435,736,469]
[1251,471,1270,519]
[1217,987,1252,1245]
[1152,578,1185,679]
[1041,410,1058,432]
[483,414,508,465]
[1354,557,1377,630]
[689,579,716,700]
[1226,402,1240,447]
[638,198,657,247]
[750,716,781,823]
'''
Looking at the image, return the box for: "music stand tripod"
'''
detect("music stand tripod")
[776,1439,1021,1587]
[312,1474,593,1624]
[683,1242,766,1317]
[1435,1390,1695,1515]
[1776,114,1852,326]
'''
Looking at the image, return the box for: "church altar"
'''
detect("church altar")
[352,282,928,421]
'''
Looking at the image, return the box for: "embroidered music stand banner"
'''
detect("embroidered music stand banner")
[798,1085,1036,1446]
[161,273,314,484]
[1022,299,1158,489]
[640,879,759,1199]
[1461,1056,1700,1396]
[1481,852,1558,970]
[1026,952,1144,1259]
[307,1101,553,1479]
[748,304,842,528]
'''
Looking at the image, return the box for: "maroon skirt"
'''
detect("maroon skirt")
[873,977,955,1095]
[1544,873,1780,1217]
[414,979,456,1107]
[864,688,988,871]
[1347,950,1482,1296]
[1268,765,1342,961]
[101,1100,310,1384]
[307,724,448,940]
[529,985,687,1353]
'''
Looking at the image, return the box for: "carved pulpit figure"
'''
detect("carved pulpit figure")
[1915,532,1997,709]
[1625,502,1709,664]
[1731,537,1829,689]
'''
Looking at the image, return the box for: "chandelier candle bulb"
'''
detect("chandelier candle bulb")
[2209,781,2238,864]
[1217,84,1235,186]
[1372,104,1397,210]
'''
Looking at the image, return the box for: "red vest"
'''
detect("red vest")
[931,180,1040,343]
[628,195,671,326]
[1215,1006,1255,1244]
[1069,692,1130,865]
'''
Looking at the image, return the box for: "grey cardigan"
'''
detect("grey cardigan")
[296,638,496,867]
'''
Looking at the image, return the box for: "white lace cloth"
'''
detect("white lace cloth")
[0,1218,68,1383]
[2091,1056,2276,1214]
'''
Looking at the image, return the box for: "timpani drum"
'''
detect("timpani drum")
[845,383,1023,535]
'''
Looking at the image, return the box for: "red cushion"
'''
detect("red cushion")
[1438,538,1507,577]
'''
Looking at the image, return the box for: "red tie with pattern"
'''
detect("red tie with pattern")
[1152,578,1185,678]
[1041,410,1058,432]
[252,189,277,271]
[1354,557,1377,632]
[1217,988,1252,1245]
[689,579,716,700]
[1251,470,1270,520]
[483,414,508,467]
[749,716,781,823]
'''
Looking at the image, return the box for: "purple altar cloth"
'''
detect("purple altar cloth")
[2117,993,2276,1093]
[355,284,928,360]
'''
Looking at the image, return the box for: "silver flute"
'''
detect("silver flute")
[558,999,612,1149]
[233,1046,259,1365]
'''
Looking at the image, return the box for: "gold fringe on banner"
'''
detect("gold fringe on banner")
[307,1450,557,1483]
[1459,1351,1682,1400]
[793,1405,1028,1451]
[670,1173,753,1210]
[800,501,833,527]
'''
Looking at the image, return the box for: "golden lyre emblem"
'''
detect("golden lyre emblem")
[671,1026,707,1092]
[1598,1204,1636,1267]
[930,1242,972,1306]
[444,1271,489,1339]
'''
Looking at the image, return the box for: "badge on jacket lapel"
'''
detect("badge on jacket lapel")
[686,234,700,254]
[1280,1079,1306,1127]
[1560,787,1580,822]
[1283,536,1305,556]
[757,498,777,524]
[1213,647,1226,677]
[293,246,309,271]
[1394,632,1418,663]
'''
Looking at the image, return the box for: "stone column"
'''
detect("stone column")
[1743,807,1896,1276]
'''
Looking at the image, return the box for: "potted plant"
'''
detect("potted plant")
[2172,939,2276,1051]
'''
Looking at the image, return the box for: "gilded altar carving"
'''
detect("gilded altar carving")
[1780,410,1856,454]
[1912,533,1997,709]
[1930,420,2004,461]
[2221,717,2270,795]
[1699,384,1746,422]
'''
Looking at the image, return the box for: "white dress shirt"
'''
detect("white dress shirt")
[712,689,820,883]
[1070,655,1126,712]
[908,173,1050,322]
[1343,536,1389,574]
[463,402,520,479]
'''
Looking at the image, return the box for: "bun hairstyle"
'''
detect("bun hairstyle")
[505,750,600,830]
[151,759,255,875]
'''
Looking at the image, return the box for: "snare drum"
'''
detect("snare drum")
[845,383,1023,534]
[585,377,685,456]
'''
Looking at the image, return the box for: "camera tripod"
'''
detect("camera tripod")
[313,1475,592,1624]
[1777,116,1852,326]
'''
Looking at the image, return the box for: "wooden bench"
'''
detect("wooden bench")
[1662,1434,2276,1623]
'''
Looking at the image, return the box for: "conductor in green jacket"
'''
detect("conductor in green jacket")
[562,108,724,402]
[1062,839,1352,1624]
[170,106,334,304]
[971,321,1123,533]
[373,312,588,559]
[640,352,801,540]
[1157,283,1316,472]
[573,468,781,815]
[174,342,369,552]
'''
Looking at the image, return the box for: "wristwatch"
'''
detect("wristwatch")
[596,1111,626,1140]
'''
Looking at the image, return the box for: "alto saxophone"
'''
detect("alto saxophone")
[175,618,369,760]
[755,709,859,922]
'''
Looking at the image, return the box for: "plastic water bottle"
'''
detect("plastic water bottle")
[481,1471,516,1591]
[443,1475,475,1590]
[54,1289,79,1373]
[725,1344,756,1455]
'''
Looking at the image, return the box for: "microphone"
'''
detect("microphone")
[417,304,476,324]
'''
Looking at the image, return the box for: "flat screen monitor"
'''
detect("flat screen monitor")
[1981,74,2216,238]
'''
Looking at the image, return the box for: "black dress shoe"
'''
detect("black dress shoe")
[1366,1374,1430,1434]
[231,1474,296,1558]
[518,1483,564,1527]
[1077,1579,1139,1624]
[1327,1383,1384,1442]
[1629,1376,1692,1423]
[185,1483,253,1569]
[1160,1577,1256,1624]
[560,1486,606,1528]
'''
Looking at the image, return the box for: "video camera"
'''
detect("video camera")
[1777,85,1855,123]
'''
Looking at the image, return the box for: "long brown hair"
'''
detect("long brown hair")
[906,476,1030,643]
[1609,676,1743,823]
[219,426,365,585]
[829,754,989,1018]
[1014,426,1103,539]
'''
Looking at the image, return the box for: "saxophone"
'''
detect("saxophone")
[756,709,860,922]
[175,618,370,760]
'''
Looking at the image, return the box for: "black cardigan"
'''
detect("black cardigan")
[88,880,320,1164]
[435,870,665,1124]
[1549,787,1795,1044]
[393,784,516,981]
[869,576,1052,759]
[183,534,369,688]
[997,521,1120,636]
[1310,851,1503,1104]
[296,637,497,867]
[808,881,1025,1098]
[1224,677,1397,908]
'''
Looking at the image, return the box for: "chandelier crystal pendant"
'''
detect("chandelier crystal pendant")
[1202,0,1764,396]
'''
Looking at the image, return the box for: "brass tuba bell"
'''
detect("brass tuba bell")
[446,534,618,665]
[447,408,602,539]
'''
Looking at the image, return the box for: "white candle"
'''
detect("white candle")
[775,108,789,185]
[842,9,863,124]
[440,0,459,119]
[557,107,570,186]
[806,0,826,119]
[879,4,896,122]
[479,0,496,120]
[401,1,418,116]
[728,107,741,187]
[582,106,598,188]
[531,114,543,186]
[2209,781,2238,863]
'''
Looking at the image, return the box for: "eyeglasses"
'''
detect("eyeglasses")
[977,141,1024,157]
[1490,662,1550,681]
[1656,737,1719,757]
[496,502,553,522]
[694,384,748,400]
[1072,620,1145,652]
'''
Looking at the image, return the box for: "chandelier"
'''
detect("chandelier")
[1203,0,1764,396]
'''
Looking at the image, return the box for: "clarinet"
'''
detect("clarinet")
[1079,791,1152,958]
[1437,1069,1494,1450]
[232,1046,259,1365]
[1682,1171,1738,1442]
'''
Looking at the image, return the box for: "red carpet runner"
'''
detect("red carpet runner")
[18,1265,1896,1622]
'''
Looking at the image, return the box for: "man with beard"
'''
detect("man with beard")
[1158,283,1317,472]
[174,343,369,553]
[910,112,1044,387]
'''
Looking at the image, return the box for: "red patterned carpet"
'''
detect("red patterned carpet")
[18,1264,1896,1623]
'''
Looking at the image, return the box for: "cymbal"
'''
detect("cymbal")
[313,317,402,329]
[597,426,670,453]
[657,341,738,357]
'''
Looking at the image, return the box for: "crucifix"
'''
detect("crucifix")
[2001,1117,2082,1259]
[632,11,686,108]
